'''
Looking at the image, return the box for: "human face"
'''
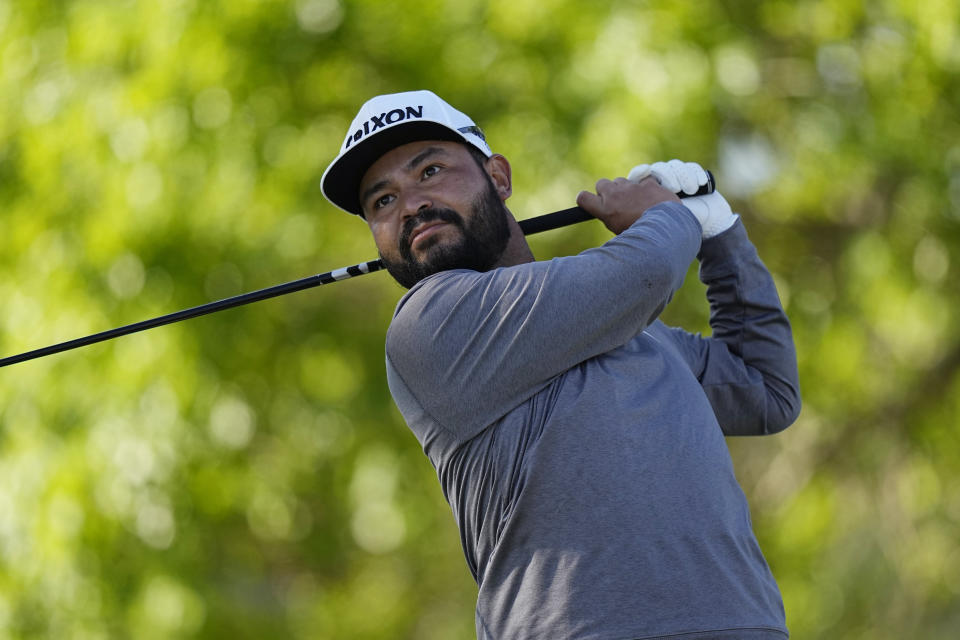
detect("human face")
[359,141,511,289]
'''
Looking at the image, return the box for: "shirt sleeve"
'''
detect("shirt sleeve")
[657,220,802,435]
[386,202,703,441]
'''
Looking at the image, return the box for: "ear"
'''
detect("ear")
[483,154,513,201]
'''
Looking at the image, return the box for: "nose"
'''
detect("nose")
[398,188,433,222]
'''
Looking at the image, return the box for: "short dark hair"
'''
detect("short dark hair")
[464,143,490,171]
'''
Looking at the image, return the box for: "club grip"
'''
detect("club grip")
[519,170,715,236]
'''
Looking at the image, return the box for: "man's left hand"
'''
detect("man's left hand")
[629,160,738,239]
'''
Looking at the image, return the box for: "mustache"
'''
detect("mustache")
[399,208,464,257]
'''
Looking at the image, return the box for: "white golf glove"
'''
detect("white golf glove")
[628,159,738,239]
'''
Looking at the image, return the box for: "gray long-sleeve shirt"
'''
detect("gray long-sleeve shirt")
[385,203,801,640]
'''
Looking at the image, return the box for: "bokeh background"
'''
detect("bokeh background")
[1,0,958,638]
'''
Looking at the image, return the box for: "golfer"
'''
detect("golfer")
[321,90,801,640]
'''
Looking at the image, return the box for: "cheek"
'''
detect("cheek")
[369,220,400,255]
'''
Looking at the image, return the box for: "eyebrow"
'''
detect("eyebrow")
[360,146,449,208]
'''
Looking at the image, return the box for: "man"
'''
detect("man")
[321,90,801,640]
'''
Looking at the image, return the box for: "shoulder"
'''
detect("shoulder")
[386,269,481,351]
[390,262,550,327]
[385,262,551,358]
[390,269,476,325]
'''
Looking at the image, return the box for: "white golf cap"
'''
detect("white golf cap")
[321,90,493,217]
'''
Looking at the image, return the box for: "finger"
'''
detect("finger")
[688,162,708,189]
[678,160,706,193]
[576,189,604,214]
[649,161,674,190]
[594,178,615,195]
[666,159,699,195]
[627,164,652,183]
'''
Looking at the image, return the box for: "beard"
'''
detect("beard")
[379,177,511,289]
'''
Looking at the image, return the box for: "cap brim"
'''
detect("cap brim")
[321,121,470,217]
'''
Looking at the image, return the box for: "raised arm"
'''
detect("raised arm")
[386,202,702,439]
[659,220,801,435]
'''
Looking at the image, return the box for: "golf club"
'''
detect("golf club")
[0,172,714,368]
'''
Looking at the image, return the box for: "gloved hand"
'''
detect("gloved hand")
[628,159,739,239]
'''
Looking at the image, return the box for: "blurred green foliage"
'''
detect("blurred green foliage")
[1,0,958,638]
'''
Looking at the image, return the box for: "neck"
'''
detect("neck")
[494,211,536,268]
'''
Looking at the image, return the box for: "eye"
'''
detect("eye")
[373,193,395,210]
[422,164,441,179]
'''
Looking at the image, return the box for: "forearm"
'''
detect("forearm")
[698,221,801,434]
[388,203,702,437]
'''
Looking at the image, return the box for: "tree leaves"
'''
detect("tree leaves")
[1,1,958,638]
